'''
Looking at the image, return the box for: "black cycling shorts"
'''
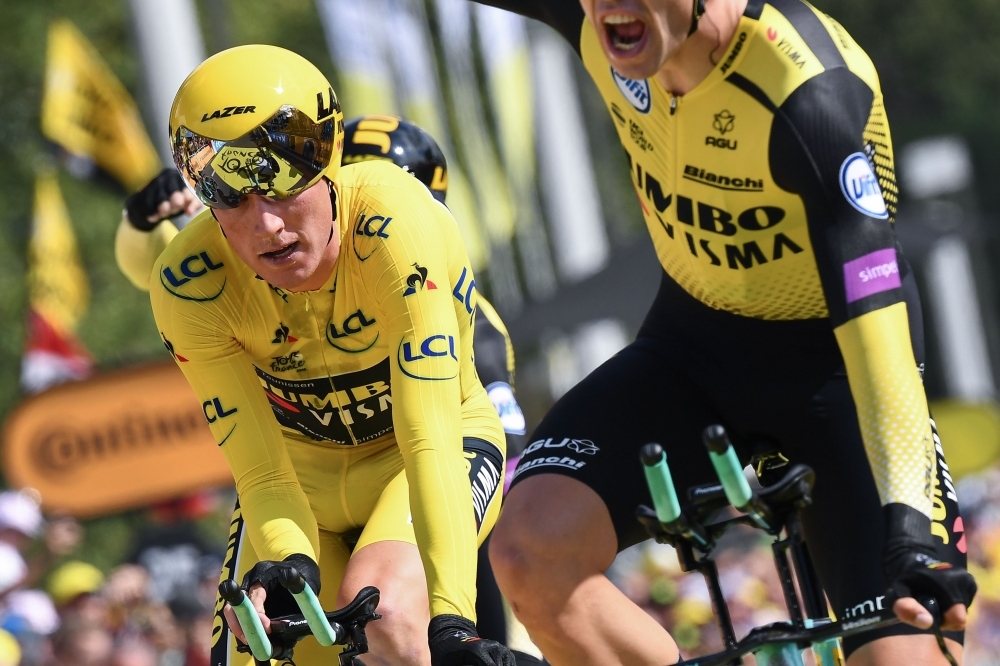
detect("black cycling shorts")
[511,269,965,657]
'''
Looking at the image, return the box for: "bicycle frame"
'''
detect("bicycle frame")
[639,428,954,666]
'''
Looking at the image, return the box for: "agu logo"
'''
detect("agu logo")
[839,153,888,219]
[611,69,651,114]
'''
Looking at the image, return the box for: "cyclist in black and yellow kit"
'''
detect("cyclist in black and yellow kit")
[471,0,976,665]
[118,114,531,664]
[137,44,520,666]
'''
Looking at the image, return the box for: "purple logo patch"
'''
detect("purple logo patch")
[843,249,901,303]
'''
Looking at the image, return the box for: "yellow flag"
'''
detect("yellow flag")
[41,20,160,191]
[29,172,90,336]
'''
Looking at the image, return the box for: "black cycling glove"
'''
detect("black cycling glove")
[882,505,976,613]
[429,615,516,666]
[125,168,189,231]
[241,553,321,619]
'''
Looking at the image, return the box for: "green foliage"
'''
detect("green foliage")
[814,0,1000,209]
[0,0,168,432]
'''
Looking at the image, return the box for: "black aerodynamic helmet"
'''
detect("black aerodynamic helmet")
[342,115,448,203]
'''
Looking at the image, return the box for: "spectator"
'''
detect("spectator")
[48,561,106,626]
[110,638,158,666]
[0,490,83,603]
[0,628,20,666]
[0,491,42,597]
[50,617,113,666]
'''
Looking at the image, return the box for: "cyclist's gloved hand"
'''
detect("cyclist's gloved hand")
[429,615,516,666]
[125,168,199,231]
[241,553,321,619]
[882,505,976,630]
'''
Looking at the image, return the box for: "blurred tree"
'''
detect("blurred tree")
[814,0,1000,212]
[0,1,165,433]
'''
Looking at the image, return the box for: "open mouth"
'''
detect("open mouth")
[261,241,299,262]
[603,13,648,56]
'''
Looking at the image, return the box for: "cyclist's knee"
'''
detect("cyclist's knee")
[361,600,430,666]
[490,475,617,604]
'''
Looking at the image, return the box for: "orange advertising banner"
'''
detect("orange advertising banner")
[3,361,232,517]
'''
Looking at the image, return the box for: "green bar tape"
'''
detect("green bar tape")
[708,446,753,509]
[809,637,843,666]
[292,584,339,646]
[641,445,681,524]
[755,642,804,666]
[231,595,272,661]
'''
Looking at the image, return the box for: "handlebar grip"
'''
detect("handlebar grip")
[641,443,682,524]
[702,425,753,509]
[917,596,942,625]
[279,567,341,646]
[218,580,272,662]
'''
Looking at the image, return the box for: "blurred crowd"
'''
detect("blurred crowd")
[0,491,223,666]
[1,463,998,665]
[607,462,1000,664]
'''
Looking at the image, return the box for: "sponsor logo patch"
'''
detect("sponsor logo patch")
[255,358,393,445]
[397,334,459,381]
[486,382,526,435]
[403,263,436,296]
[512,455,587,479]
[611,69,651,113]
[839,152,889,219]
[842,248,900,303]
[464,439,504,530]
[524,437,599,456]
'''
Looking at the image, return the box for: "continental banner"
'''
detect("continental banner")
[41,20,160,191]
[3,361,231,517]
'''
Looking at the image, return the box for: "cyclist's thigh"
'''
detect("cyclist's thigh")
[510,339,722,550]
[354,436,505,553]
[211,499,351,666]
[792,376,966,658]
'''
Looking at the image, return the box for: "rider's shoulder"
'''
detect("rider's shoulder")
[338,160,430,200]
[151,210,239,306]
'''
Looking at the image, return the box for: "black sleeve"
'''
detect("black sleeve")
[764,68,904,328]
[473,0,586,53]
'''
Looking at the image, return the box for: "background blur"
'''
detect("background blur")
[1,0,1000,664]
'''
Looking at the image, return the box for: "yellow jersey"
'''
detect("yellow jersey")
[150,160,504,619]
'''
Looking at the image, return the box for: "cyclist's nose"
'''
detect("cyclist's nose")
[245,195,286,238]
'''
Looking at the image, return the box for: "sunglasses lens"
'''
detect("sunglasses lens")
[173,106,336,209]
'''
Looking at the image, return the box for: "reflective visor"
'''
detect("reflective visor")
[173,105,336,209]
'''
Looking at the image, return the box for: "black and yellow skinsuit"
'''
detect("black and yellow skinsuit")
[477,0,965,655]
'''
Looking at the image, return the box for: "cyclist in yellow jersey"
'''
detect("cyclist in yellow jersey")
[471,1,976,665]
[148,45,516,666]
[117,115,534,663]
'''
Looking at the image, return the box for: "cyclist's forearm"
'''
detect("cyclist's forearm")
[395,383,478,620]
[834,304,935,519]
[115,215,178,291]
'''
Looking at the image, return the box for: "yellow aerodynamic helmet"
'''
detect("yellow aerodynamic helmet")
[169,44,345,209]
